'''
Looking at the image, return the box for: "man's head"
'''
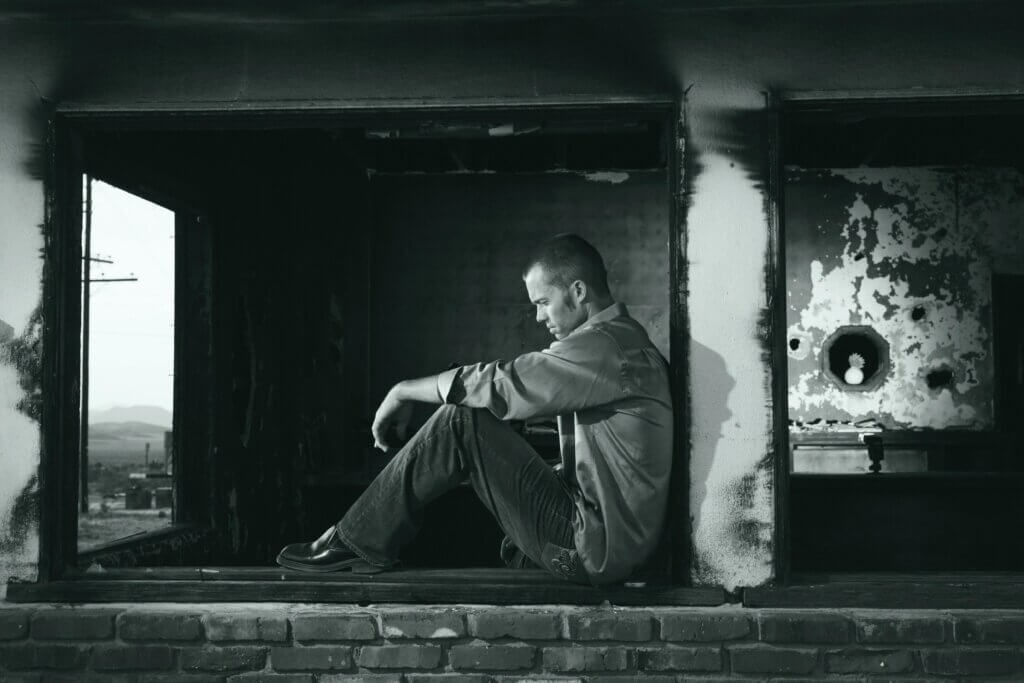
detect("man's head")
[522,234,613,340]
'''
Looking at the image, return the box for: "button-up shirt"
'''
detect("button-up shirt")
[436,302,674,584]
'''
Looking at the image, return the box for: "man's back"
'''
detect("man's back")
[558,304,674,583]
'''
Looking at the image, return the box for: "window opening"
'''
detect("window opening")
[78,177,176,551]
[45,106,682,591]
[784,106,1024,572]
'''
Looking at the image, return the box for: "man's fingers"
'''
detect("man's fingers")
[371,416,390,452]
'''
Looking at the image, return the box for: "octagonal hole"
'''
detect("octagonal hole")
[821,325,890,392]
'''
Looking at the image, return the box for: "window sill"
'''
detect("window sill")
[6,567,726,606]
[744,572,1024,608]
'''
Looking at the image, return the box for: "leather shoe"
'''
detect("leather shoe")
[276,526,391,573]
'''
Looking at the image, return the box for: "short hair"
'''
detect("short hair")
[522,233,611,298]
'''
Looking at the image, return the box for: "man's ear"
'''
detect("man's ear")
[571,279,588,303]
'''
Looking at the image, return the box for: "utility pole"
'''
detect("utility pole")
[80,178,92,515]
[80,176,138,516]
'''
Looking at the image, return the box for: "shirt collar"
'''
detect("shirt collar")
[576,302,627,334]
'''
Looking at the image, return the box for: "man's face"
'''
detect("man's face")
[524,264,588,340]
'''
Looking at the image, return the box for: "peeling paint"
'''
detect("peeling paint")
[0,331,41,594]
[787,167,1024,429]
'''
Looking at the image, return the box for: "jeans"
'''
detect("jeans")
[335,404,588,584]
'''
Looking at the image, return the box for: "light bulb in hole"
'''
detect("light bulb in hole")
[844,352,865,385]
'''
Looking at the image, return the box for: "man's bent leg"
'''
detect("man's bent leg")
[336,404,578,578]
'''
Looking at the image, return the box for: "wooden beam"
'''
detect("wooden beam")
[7,571,726,606]
[745,579,1024,609]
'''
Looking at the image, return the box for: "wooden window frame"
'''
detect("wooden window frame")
[7,97,726,605]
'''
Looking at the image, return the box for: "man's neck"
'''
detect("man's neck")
[583,298,615,321]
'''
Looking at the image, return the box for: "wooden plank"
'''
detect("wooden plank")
[39,115,84,582]
[6,579,725,606]
[64,567,570,584]
[667,97,690,585]
[792,571,1024,584]
[790,430,1016,447]
[765,92,790,585]
[744,581,1024,609]
[791,473,1024,486]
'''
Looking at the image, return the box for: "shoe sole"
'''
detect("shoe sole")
[275,552,390,574]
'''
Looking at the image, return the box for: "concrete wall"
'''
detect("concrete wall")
[1,2,1023,592]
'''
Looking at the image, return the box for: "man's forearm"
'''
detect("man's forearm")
[393,374,445,404]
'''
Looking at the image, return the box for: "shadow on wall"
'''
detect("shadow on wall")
[687,338,734,560]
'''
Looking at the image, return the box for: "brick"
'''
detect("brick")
[639,645,721,672]
[824,647,914,674]
[379,609,465,639]
[955,616,1024,644]
[729,645,818,674]
[180,646,267,672]
[0,676,38,683]
[921,648,1019,676]
[206,613,289,642]
[117,611,203,641]
[0,644,89,670]
[760,612,850,644]
[227,675,314,683]
[567,611,652,641]
[449,643,535,670]
[320,676,402,683]
[291,614,377,642]
[542,646,631,672]
[357,645,442,669]
[407,676,490,683]
[31,609,116,640]
[91,644,175,671]
[587,677,677,683]
[659,613,751,642]
[270,645,352,671]
[467,609,561,640]
[856,617,945,644]
[0,610,30,640]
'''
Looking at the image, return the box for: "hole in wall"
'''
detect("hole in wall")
[787,331,812,360]
[821,325,890,392]
[925,366,956,389]
[911,305,927,321]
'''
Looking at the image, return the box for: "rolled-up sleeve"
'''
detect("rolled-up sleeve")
[443,329,624,420]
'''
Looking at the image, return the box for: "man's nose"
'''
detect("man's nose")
[536,308,546,323]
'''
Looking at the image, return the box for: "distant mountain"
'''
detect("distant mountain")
[88,405,172,429]
[89,421,168,442]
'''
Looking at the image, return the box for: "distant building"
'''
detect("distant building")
[0,317,13,344]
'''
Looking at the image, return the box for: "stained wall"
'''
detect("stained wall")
[787,167,1024,429]
[0,2,1023,593]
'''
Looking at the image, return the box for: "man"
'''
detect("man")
[277,234,673,585]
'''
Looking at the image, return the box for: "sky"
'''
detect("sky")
[85,179,175,413]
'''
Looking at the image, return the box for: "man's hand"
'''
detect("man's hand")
[371,386,414,452]
[370,374,448,452]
